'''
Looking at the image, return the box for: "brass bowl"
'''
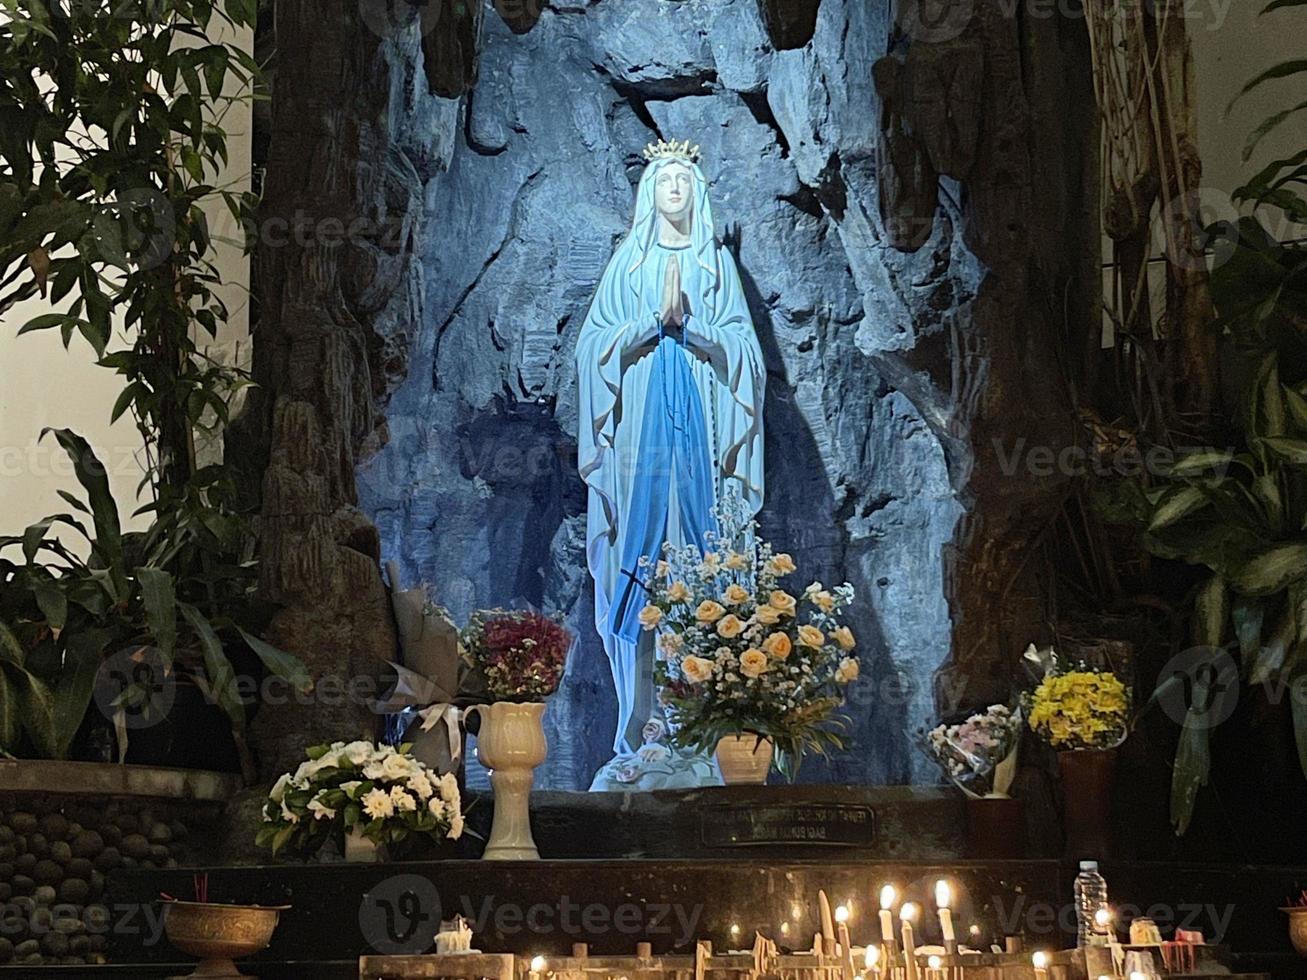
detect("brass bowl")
[1281,907,1307,958]
[162,900,289,978]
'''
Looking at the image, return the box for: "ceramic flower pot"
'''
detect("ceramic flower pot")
[1059,747,1117,858]
[715,734,774,785]
[468,701,547,859]
[1283,907,1307,957]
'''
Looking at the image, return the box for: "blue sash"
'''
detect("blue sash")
[607,319,718,644]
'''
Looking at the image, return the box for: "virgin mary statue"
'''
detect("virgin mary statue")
[577,140,765,790]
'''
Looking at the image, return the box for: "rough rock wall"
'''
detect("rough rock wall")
[241,1,454,780]
[358,0,980,788]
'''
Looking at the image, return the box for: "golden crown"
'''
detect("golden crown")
[642,138,701,164]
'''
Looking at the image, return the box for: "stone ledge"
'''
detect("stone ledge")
[0,760,241,802]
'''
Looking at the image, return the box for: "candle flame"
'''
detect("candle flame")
[1094,907,1112,927]
[835,905,850,924]
[1129,973,1148,980]
[1032,951,1049,969]
[865,946,880,968]
[879,885,897,910]
[530,956,548,973]
[969,925,981,937]
[927,955,942,969]
[934,880,951,910]
[900,902,918,923]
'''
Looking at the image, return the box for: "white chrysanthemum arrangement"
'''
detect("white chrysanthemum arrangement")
[257,741,463,856]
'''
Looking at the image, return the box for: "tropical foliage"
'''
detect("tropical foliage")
[1133,0,1307,834]
[0,0,299,772]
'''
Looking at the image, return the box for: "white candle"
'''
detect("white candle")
[900,903,920,980]
[819,890,836,951]
[934,880,956,946]
[878,885,899,955]
[864,944,881,978]
[1032,951,1049,980]
[835,904,852,954]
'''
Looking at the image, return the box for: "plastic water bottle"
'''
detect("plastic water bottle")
[1074,860,1109,947]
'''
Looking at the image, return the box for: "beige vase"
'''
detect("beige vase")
[343,826,382,863]
[715,734,774,785]
[468,701,547,860]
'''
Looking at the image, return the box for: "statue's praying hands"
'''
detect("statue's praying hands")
[659,253,685,331]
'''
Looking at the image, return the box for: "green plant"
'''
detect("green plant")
[0,0,261,489]
[0,0,304,774]
[1138,0,1307,834]
[0,430,310,775]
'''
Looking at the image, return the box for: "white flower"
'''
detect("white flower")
[447,812,465,840]
[269,773,292,803]
[407,772,434,801]
[362,788,395,820]
[307,796,337,821]
[390,785,418,812]
[438,772,460,802]
[341,740,377,766]
[340,780,363,798]
[364,752,420,782]
[292,755,336,784]
[280,799,300,824]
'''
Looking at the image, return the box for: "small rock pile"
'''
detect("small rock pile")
[0,796,207,967]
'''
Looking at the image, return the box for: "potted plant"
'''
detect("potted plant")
[646,494,860,784]
[921,704,1025,857]
[1023,645,1131,856]
[256,741,464,862]
[0,0,296,777]
[460,610,571,860]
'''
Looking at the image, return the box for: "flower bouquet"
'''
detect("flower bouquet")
[1022,643,1131,855]
[921,704,1023,799]
[256,741,463,861]
[458,610,571,860]
[460,609,571,703]
[1023,645,1130,751]
[644,495,860,782]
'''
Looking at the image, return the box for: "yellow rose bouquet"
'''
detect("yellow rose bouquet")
[645,494,859,780]
[1024,647,1131,751]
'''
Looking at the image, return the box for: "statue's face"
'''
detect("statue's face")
[653,163,694,223]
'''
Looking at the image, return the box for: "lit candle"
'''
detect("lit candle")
[836,904,853,955]
[926,954,943,980]
[878,885,899,955]
[529,955,547,980]
[968,924,982,949]
[865,944,881,978]
[1094,906,1114,943]
[934,880,956,951]
[900,903,920,980]
[1032,951,1049,980]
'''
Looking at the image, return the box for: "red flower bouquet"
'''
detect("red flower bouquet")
[461,609,571,702]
